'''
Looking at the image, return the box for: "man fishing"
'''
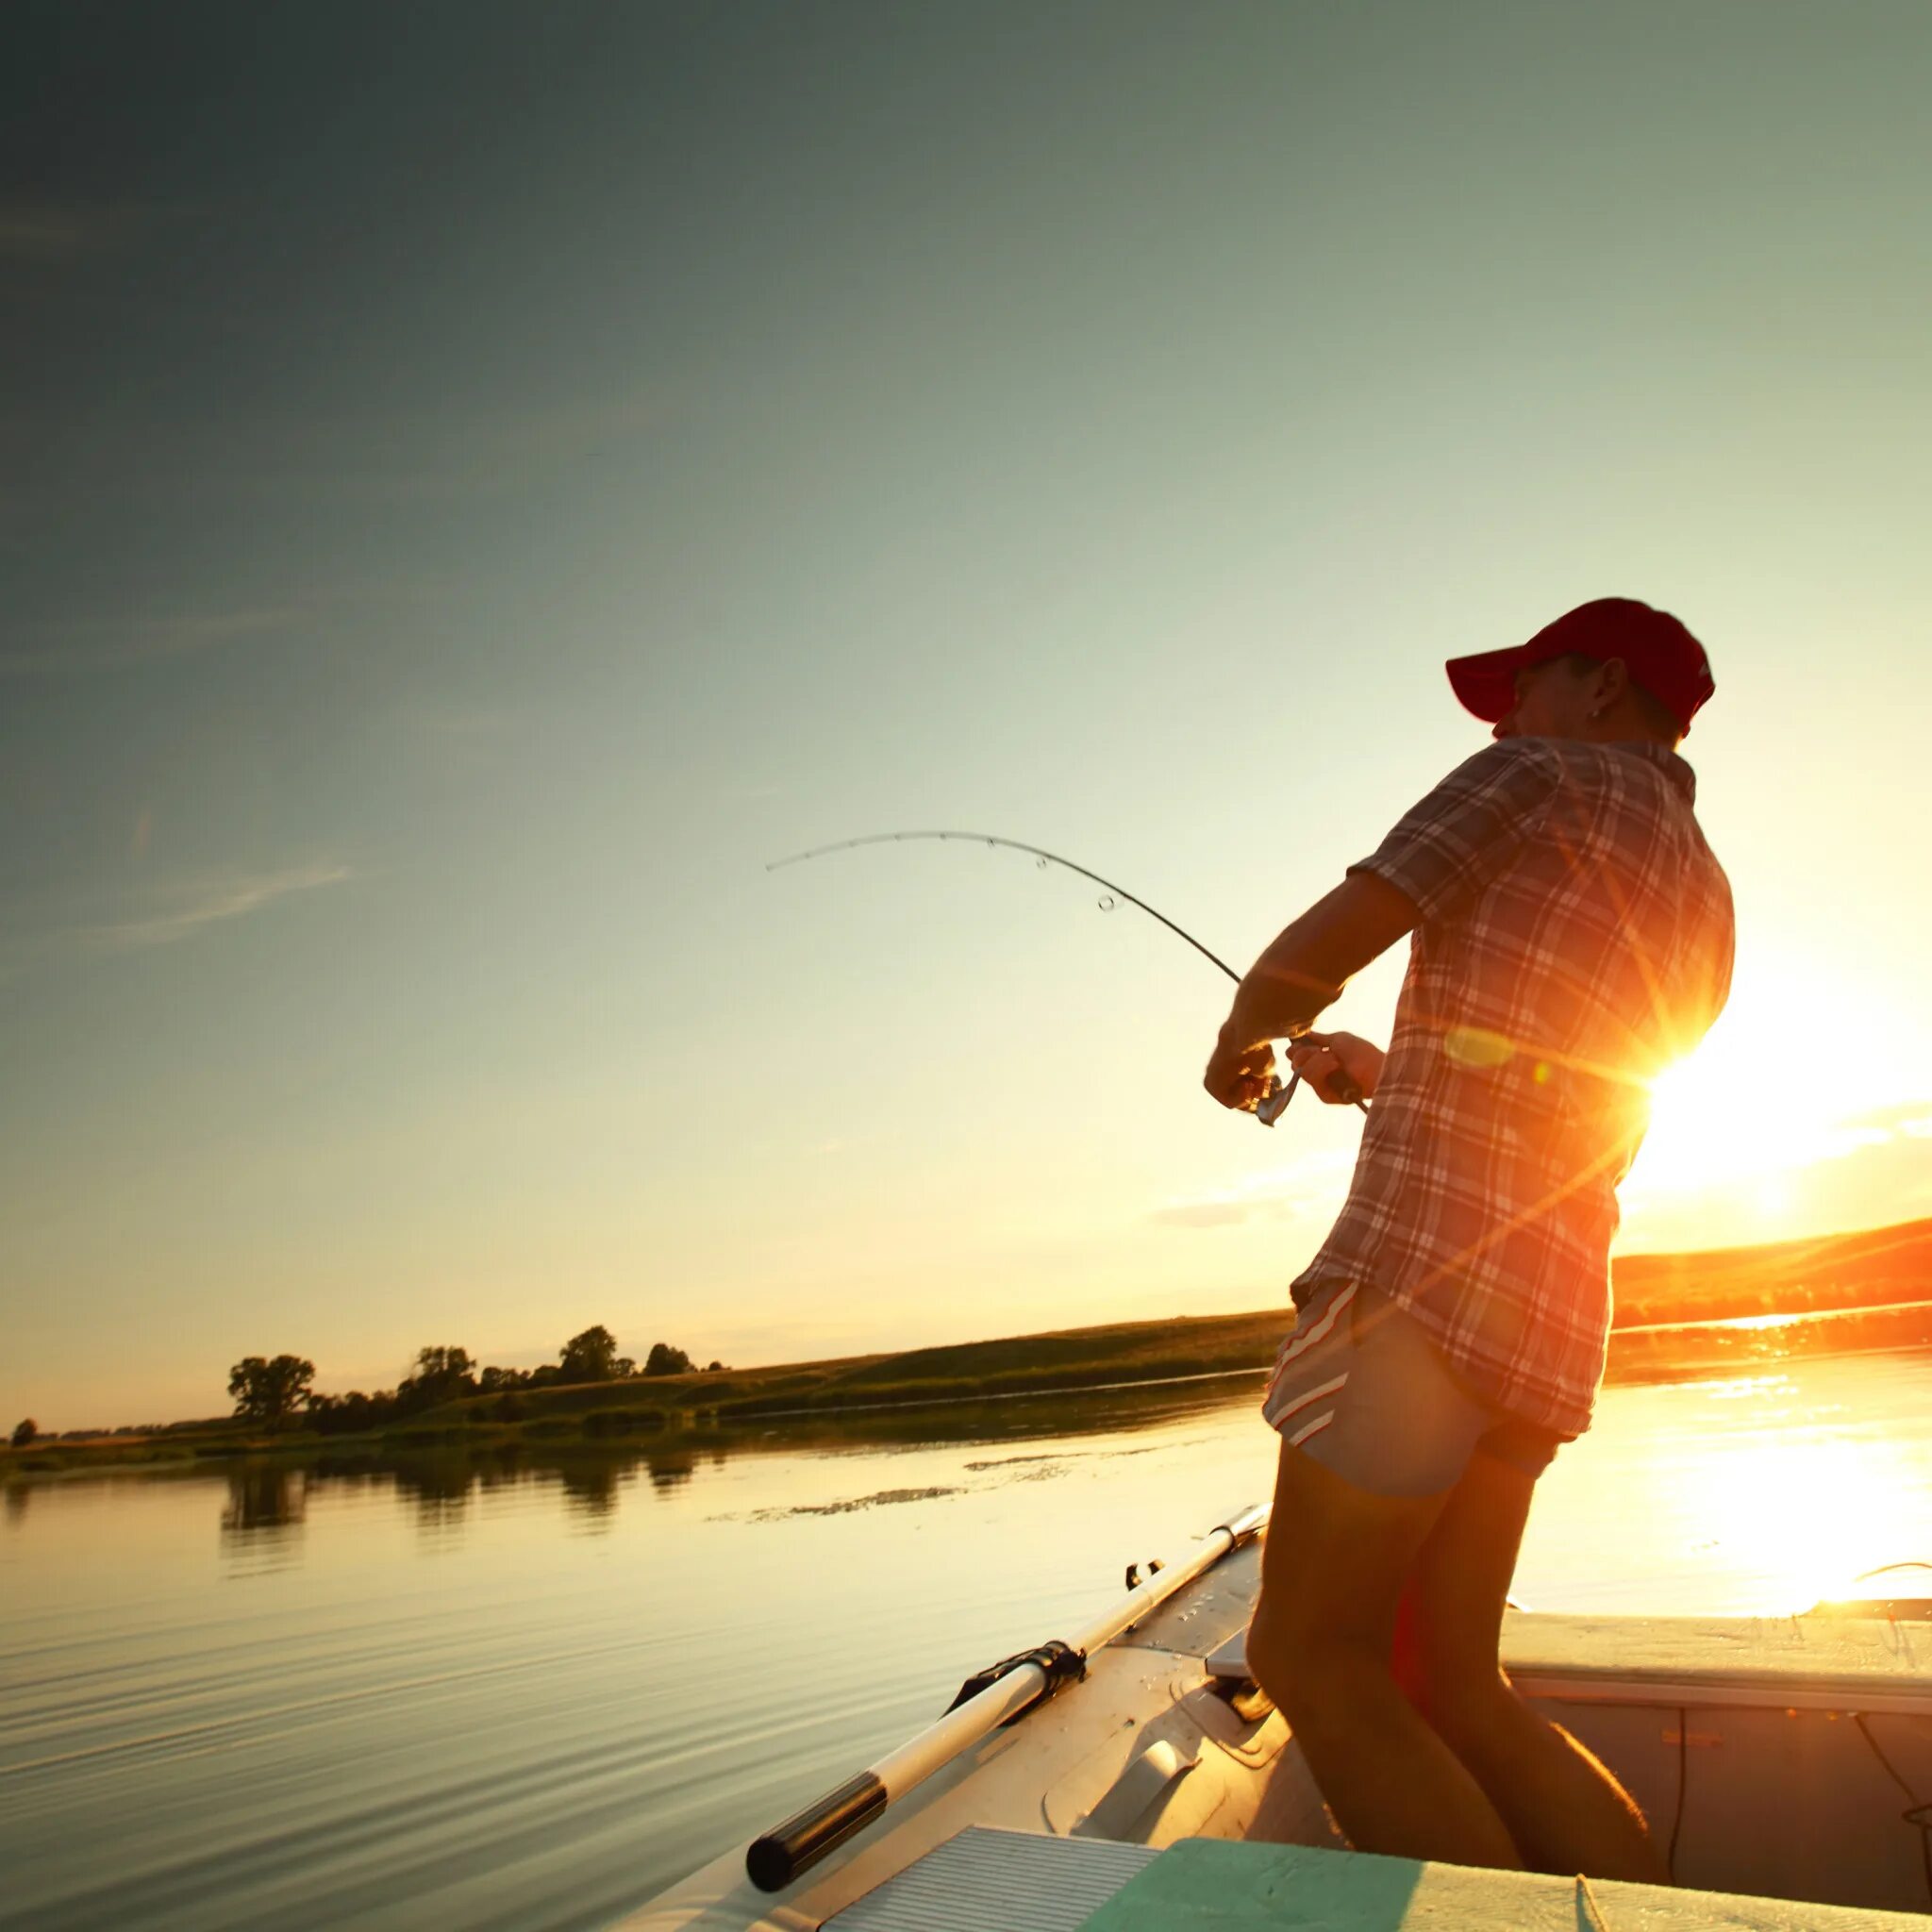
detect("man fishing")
[1204,598,1734,1879]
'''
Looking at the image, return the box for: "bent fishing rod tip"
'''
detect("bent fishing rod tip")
[770,830,1374,1125]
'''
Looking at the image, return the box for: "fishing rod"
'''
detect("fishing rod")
[766,829,1367,1120]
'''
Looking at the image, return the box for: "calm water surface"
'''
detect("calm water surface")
[5,1351,1931,1931]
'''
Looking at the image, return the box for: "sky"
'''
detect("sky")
[6,2,1932,1429]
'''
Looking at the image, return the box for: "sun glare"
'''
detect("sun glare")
[1674,1419,1923,1612]
[1627,963,1902,1212]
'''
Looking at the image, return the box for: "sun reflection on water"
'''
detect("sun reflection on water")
[1525,1357,1932,1616]
[1671,1401,1925,1611]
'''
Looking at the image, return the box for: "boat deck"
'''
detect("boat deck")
[1088,1835,1932,1930]
[623,1538,1932,1929]
[821,1827,1932,1931]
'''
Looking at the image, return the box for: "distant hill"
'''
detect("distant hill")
[438,1307,1299,1425]
[455,1214,1932,1427]
[1612,1216,1932,1328]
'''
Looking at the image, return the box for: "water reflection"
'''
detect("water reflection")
[558,1457,623,1522]
[1606,1298,1932,1384]
[49,1324,1932,1576]
[644,1448,695,1495]
[394,1457,473,1537]
[175,1373,1274,1555]
[221,1464,308,1539]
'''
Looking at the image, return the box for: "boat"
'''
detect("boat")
[618,1501,1932,1930]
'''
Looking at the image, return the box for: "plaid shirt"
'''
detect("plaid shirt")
[1290,737,1733,1438]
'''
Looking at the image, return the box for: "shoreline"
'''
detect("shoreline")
[13,1216,1932,1477]
[9,1300,1932,1480]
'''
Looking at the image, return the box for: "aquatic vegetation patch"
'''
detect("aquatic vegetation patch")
[735,1484,965,1522]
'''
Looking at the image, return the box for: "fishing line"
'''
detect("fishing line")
[1855,1711,1932,1906]
[767,828,1366,1118]
[1666,1704,1688,1880]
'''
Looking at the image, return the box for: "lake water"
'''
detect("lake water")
[5,1349,1931,1931]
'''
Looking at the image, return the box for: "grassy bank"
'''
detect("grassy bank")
[0,1308,1293,1475]
[1612,1215,1932,1325]
[11,1216,1932,1477]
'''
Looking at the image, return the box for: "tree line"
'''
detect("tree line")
[225,1325,724,1433]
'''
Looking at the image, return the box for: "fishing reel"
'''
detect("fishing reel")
[1256,1076,1297,1127]
[1256,1061,1366,1127]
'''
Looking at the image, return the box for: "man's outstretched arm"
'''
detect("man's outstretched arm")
[1203,872,1420,1112]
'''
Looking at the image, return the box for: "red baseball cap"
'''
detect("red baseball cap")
[1445,598,1716,736]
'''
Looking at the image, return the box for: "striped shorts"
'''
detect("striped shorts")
[1260,1280,1561,1497]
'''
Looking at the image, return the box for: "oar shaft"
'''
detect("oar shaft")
[871,1661,1047,1795]
[745,1502,1269,1892]
[744,1654,1052,1891]
[1071,1500,1267,1656]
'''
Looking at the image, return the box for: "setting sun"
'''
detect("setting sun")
[1624,958,1924,1246]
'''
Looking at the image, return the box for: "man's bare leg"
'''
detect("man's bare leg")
[1245,1439,1523,1871]
[1403,1447,1669,1883]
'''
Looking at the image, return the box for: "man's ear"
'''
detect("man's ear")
[1592,656,1630,709]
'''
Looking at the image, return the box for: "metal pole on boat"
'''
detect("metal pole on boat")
[744,1501,1269,1893]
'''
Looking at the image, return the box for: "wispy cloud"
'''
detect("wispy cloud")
[0,860,358,987]
[0,606,308,677]
[0,199,150,260]
[11,377,674,517]
[1147,1147,1357,1231]
[135,386,675,507]
[347,382,672,502]
[83,861,354,953]
[1625,1095,1932,1205]
[1148,1198,1272,1230]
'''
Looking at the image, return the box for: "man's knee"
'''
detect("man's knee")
[1246,1579,1340,1703]
[1422,1666,1525,1757]
[1244,1599,1296,1708]
[1247,1604,1391,1738]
